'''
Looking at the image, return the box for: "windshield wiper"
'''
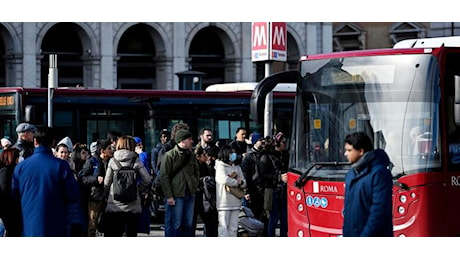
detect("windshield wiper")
[392,173,409,190]
[294,161,350,188]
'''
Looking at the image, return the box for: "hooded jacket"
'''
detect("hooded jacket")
[342,149,394,237]
[104,149,152,213]
[57,136,73,153]
[215,159,246,210]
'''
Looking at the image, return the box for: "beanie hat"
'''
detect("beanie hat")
[57,136,73,153]
[174,129,192,143]
[1,137,12,148]
[133,137,142,144]
[251,132,263,145]
[273,132,284,145]
[89,141,97,154]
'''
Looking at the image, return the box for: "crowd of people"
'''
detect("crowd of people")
[0,122,291,237]
[0,120,395,238]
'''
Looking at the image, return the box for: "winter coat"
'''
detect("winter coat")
[159,145,199,198]
[151,142,164,176]
[104,149,152,214]
[241,147,277,196]
[215,160,246,210]
[12,145,81,236]
[342,149,394,237]
[79,156,106,202]
[12,139,34,162]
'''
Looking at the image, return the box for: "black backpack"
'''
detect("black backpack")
[112,158,138,203]
[200,176,216,213]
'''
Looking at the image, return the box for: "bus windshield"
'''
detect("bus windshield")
[292,53,441,179]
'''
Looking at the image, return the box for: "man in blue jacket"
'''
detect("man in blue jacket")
[342,132,393,237]
[12,126,81,236]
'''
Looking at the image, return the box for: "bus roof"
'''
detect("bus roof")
[300,48,427,61]
[205,82,296,92]
[393,36,460,49]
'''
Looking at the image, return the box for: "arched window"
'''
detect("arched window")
[40,23,84,88]
[117,24,156,89]
[189,27,225,89]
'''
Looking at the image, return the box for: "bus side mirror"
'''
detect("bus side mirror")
[455,75,460,126]
[24,105,36,123]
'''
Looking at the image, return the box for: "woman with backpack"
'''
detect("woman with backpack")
[103,135,152,237]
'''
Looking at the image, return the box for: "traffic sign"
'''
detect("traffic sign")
[251,22,287,62]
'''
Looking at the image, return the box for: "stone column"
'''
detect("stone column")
[100,22,114,89]
[240,22,254,82]
[22,22,36,87]
[172,23,186,90]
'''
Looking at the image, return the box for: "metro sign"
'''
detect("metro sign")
[251,22,287,62]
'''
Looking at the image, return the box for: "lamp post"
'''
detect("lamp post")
[48,54,57,127]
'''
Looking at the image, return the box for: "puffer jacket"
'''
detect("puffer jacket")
[104,149,152,214]
[215,159,246,210]
[342,149,394,237]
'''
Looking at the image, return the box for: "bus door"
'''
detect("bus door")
[86,118,133,144]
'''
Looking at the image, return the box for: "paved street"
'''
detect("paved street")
[140,223,205,237]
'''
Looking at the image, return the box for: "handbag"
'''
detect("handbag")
[225,185,245,199]
[226,171,245,199]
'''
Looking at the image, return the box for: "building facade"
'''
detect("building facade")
[333,22,460,51]
[0,22,333,90]
[1,22,458,91]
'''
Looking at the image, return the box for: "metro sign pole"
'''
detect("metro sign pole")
[251,22,287,137]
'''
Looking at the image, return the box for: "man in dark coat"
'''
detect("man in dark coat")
[160,129,199,237]
[12,122,36,162]
[12,126,81,236]
[342,132,393,237]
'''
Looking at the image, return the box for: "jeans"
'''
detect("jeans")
[0,218,5,237]
[164,193,195,237]
[267,188,288,237]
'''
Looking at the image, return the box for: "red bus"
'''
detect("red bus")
[251,36,460,236]
[0,85,294,153]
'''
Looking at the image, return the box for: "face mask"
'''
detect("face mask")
[229,152,237,162]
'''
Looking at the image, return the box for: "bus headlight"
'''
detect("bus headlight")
[400,194,407,203]
[298,204,304,212]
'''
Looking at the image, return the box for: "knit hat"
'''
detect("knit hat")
[57,136,73,153]
[174,129,192,143]
[251,132,263,145]
[89,141,97,154]
[134,137,142,144]
[16,122,36,133]
[1,137,11,148]
[273,132,284,145]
